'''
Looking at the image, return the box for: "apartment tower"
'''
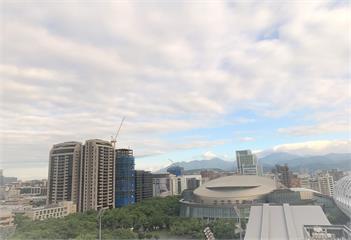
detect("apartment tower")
[79,139,115,212]
[47,142,82,205]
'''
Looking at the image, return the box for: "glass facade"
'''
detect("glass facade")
[115,149,135,207]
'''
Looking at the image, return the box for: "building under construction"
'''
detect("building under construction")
[115,149,135,207]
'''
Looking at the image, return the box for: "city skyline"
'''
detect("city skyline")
[1,1,350,180]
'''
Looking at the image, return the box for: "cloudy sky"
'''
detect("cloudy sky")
[1,0,350,180]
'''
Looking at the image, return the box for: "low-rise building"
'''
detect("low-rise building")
[0,209,16,240]
[152,174,202,197]
[152,173,174,197]
[303,225,351,239]
[0,209,14,227]
[173,175,202,195]
[24,201,76,221]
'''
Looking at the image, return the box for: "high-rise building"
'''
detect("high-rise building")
[47,142,82,205]
[236,150,259,175]
[135,170,153,202]
[274,164,292,188]
[79,139,115,212]
[318,173,334,196]
[115,149,135,207]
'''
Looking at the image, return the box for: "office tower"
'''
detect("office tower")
[79,139,115,212]
[47,142,82,205]
[236,150,258,175]
[115,149,135,207]
[152,173,173,197]
[318,173,334,196]
[274,164,292,188]
[135,170,153,202]
[167,166,184,176]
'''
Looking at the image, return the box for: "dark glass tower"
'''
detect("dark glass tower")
[135,170,153,202]
[115,149,135,207]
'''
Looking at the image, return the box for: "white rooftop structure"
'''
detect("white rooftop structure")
[245,204,331,240]
[290,187,321,194]
[333,175,351,219]
[193,175,276,204]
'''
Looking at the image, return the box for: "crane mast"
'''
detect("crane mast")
[111,116,125,148]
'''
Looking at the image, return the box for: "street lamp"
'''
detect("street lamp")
[97,208,105,240]
[233,206,242,240]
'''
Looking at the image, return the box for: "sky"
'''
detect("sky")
[0,0,350,180]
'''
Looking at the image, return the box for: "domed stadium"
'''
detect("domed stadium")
[333,175,351,218]
[193,175,276,205]
[180,175,277,219]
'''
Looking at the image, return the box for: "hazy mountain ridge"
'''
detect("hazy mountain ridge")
[157,152,351,173]
[157,157,235,173]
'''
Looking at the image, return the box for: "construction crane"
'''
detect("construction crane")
[111,116,125,148]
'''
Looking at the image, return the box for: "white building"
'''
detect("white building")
[153,174,202,197]
[318,173,334,196]
[24,201,76,221]
[172,175,202,195]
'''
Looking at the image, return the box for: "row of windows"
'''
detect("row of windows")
[35,207,64,215]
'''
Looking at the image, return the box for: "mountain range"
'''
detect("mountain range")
[157,152,351,173]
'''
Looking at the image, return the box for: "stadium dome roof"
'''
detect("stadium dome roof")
[194,175,276,200]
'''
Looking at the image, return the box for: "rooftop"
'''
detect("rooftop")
[194,175,276,199]
[245,204,331,240]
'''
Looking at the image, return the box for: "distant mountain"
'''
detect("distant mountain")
[157,157,235,173]
[156,152,351,173]
[259,152,300,165]
[260,152,351,172]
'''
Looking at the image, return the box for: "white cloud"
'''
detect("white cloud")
[0,1,350,179]
[258,140,351,156]
[239,137,256,142]
[202,151,219,160]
